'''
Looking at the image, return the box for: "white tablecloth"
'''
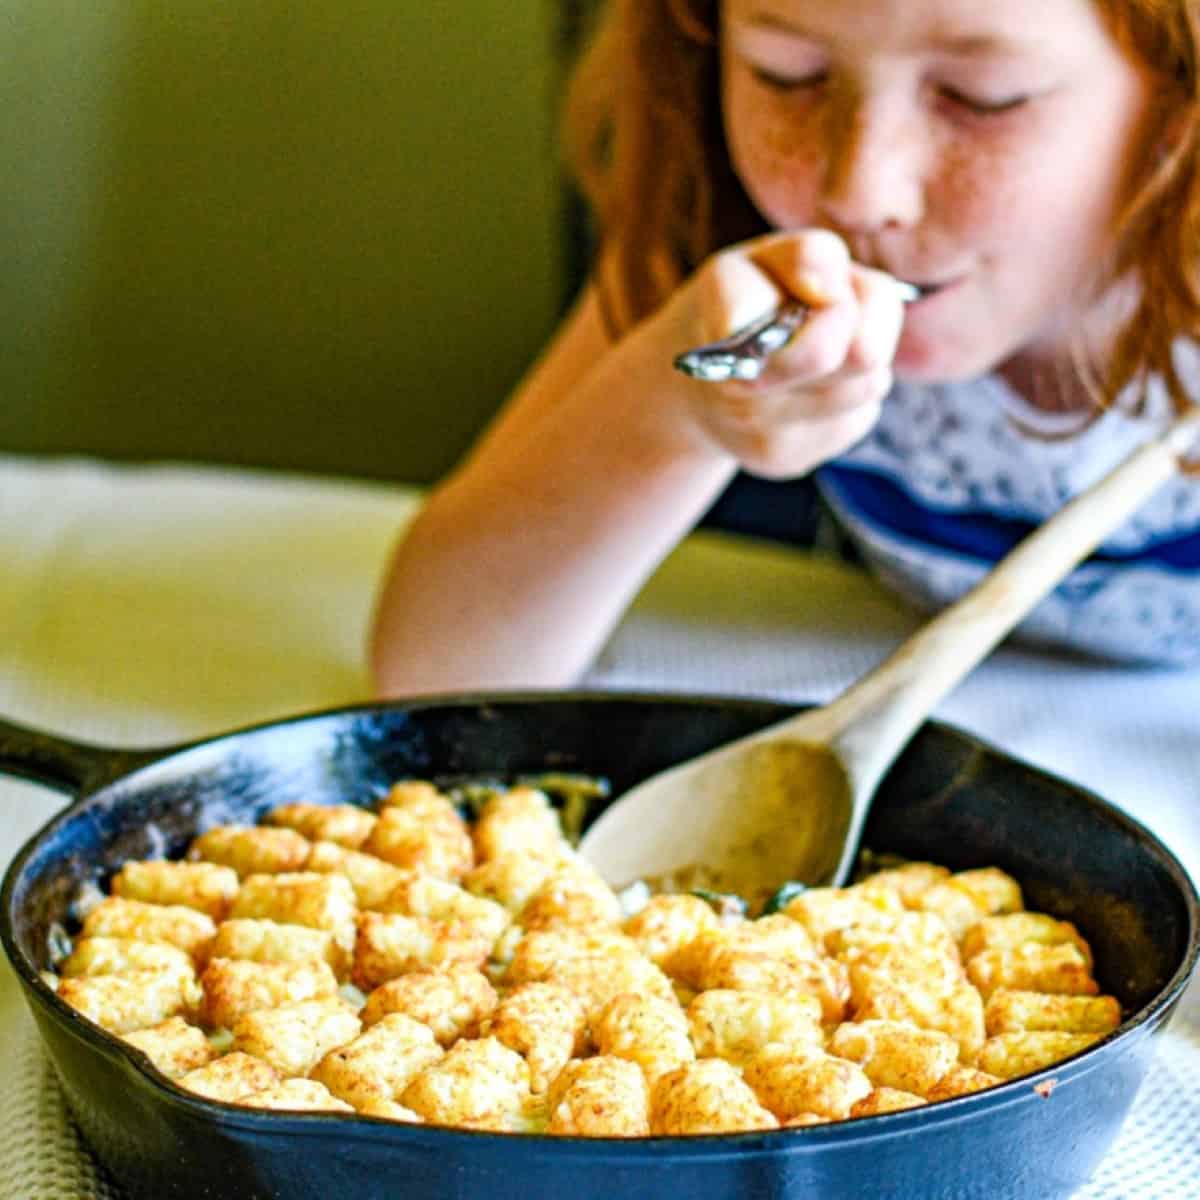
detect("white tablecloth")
[1,454,1196,1198]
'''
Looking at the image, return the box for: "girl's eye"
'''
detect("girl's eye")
[939,87,1030,115]
[751,67,828,93]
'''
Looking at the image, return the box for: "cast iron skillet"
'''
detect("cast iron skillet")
[1,694,1197,1200]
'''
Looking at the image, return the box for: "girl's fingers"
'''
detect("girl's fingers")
[721,363,893,430]
[733,259,904,390]
[685,231,903,445]
[842,267,907,374]
[746,233,863,384]
[750,229,855,307]
[677,230,902,478]
[697,229,859,360]
[698,251,785,344]
[788,363,895,418]
[760,294,860,382]
[707,389,886,479]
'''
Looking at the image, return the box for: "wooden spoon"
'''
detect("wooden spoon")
[579,410,1200,898]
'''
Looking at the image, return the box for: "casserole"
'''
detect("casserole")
[2,693,1196,1200]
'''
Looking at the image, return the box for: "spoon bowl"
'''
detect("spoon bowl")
[580,410,1200,896]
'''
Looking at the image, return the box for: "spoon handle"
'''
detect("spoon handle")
[673,300,811,383]
[784,409,1200,801]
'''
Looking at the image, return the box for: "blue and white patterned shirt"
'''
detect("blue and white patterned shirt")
[816,345,1200,665]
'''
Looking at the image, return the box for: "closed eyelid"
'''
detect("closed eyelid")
[731,38,830,85]
[727,21,826,57]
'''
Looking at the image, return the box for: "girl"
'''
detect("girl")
[371,0,1200,696]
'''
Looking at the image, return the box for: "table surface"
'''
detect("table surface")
[1,454,1196,1199]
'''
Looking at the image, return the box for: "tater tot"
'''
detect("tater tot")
[826,911,959,963]
[743,913,821,960]
[188,825,311,877]
[984,989,1121,1036]
[650,1059,778,1134]
[380,875,510,947]
[356,1097,425,1122]
[81,897,216,963]
[352,912,492,991]
[232,996,362,1078]
[178,1051,281,1103]
[675,918,816,985]
[977,1031,1102,1079]
[462,853,562,915]
[858,863,951,906]
[306,841,414,910]
[264,803,377,850]
[519,859,623,931]
[121,1016,215,1078]
[688,949,849,1023]
[686,989,823,1065]
[506,932,678,1024]
[379,781,457,816]
[783,1113,831,1127]
[505,928,635,982]
[401,1037,531,1130]
[482,982,587,1093]
[782,884,905,942]
[472,787,565,862]
[623,894,720,974]
[950,869,1024,917]
[546,1056,650,1136]
[926,1064,1003,1101]
[111,860,240,921]
[311,1013,444,1108]
[914,882,989,942]
[743,1045,873,1120]
[592,993,694,1084]
[363,804,473,881]
[846,943,964,1010]
[966,943,1099,1000]
[488,924,525,975]
[201,957,338,1029]
[572,959,679,1026]
[60,935,196,983]
[229,872,357,955]
[849,1087,928,1116]
[960,913,1094,967]
[361,966,498,1046]
[827,1020,961,1098]
[853,981,986,1065]
[210,918,346,979]
[238,1078,354,1113]
[58,969,199,1034]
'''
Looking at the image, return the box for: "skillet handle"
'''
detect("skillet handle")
[0,715,167,799]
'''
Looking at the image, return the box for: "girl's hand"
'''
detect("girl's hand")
[665,230,906,478]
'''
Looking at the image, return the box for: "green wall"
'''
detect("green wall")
[1,1,567,482]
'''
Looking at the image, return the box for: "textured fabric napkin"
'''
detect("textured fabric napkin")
[0,454,1196,1199]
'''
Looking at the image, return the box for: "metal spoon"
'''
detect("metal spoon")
[579,408,1200,898]
[673,283,921,383]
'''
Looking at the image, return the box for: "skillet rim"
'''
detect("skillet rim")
[2,689,1198,1149]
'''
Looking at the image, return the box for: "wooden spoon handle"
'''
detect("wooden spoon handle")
[780,409,1200,795]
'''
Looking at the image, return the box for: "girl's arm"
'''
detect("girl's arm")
[369,283,737,696]
[370,232,907,697]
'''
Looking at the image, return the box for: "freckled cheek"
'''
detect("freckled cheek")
[927,141,1032,251]
[930,140,1111,327]
[726,100,825,228]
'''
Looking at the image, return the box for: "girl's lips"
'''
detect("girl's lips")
[901,276,965,304]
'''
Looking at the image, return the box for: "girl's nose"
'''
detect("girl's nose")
[818,98,925,234]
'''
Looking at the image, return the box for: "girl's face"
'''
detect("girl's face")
[720,0,1162,381]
